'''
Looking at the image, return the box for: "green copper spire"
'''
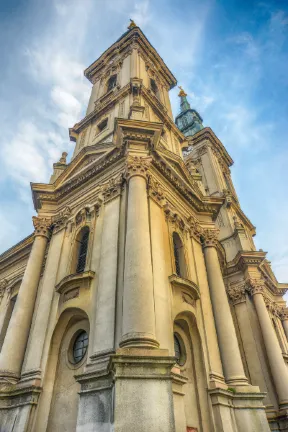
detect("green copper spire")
[175,86,203,137]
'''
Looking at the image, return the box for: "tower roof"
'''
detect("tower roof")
[84,25,177,89]
[175,87,203,137]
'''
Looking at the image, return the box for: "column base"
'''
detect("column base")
[120,332,160,349]
[225,374,249,387]
[209,387,270,432]
[112,348,175,432]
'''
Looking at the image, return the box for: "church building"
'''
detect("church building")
[0,21,288,432]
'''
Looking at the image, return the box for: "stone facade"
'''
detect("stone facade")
[0,22,287,432]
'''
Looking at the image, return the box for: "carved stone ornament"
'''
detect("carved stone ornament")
[187,216,204,242]
[164,204,186,232]
[32,216,51,239]
[52,206,72,233]
[280,308,288,321]
[247,278,265,296]
[125,156,152,181]
[102,174,123,203]
[202,228,220,248]
[263,297,282,317]
[227,281,246,305]
[0,279,8,300]
[148,176,165,205]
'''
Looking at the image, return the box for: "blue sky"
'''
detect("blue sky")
[0,0,287,287]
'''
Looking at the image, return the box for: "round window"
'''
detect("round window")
[73,331,88,363]
[174,333,186,366]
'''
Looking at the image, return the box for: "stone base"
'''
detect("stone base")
[112,348,176,432]
[209,387,271,432]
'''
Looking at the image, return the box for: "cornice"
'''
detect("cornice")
[168,274,200,300]
[84,27,177,89]
[0,234,34,266]
[186,127,233,168]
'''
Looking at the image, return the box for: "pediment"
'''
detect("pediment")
[155,148,202,197]
[54,144,115,189]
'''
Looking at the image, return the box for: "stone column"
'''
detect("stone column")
[22,220,67,378]
[121,156,158,348]
[189,222,226,389]
[0,217,51,381]
[91,177,121,358]
[281,309,288,341]
[250,280,288,407]
[202,228,248,386]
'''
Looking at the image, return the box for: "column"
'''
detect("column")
[250,280,288,407]
[121,156,158,348]
[149,197,173,352]
[130,44,138,78]
[202,228,248,386]
[0,216,51,381]
[281,309,288,341]
[190,228,226,388]
[22,223,66,377]
[91,179,121,357]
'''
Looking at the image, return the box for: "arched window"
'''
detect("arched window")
[150,78,159,99]
[107,74,117,92]
[172,232,187,279]
[76,227,90,273]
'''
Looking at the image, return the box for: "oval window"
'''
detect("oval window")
[73,331,88,363]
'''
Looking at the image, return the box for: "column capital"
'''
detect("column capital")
[202,228,220,248]
[247,278,265,296]
[227,281,246,305]
[32,216,52,239]
[147,175,165,206]
[125,156,152,181]
[102,174,123,203]
[0,279,8,300]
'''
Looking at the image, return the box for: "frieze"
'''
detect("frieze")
[32,217,52,239]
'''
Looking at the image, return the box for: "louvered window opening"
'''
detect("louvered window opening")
[76,229,89,273]
[107,75,117,92]
[173,237,181,277]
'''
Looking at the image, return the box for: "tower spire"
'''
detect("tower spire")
[175,86,203,137]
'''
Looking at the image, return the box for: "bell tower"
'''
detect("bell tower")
[0,20,287,432]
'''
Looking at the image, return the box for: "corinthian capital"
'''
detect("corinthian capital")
[32,216,51,239]
[202,228,219,248]
[125,156,152,181]
[280,308,288,321]
[247,278,265,296]
[188,216,204,242]
[227,281,246,305]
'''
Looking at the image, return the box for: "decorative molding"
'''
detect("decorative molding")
[52,206,72,233]
[125,155,152,181]
[55,270,95,295]
[164,204,187,232]
[202,228,220,248]
[169,274,200,300]
[227,281,246,305]
[0,279,8,300]
[102,174,123,203]
[187,216,204,242]
[0,384,41,408]
[32,217,51,239]
[147,175,165,206]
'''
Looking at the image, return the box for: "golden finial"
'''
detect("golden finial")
[128,19,137,29]
[178,86,187,97]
